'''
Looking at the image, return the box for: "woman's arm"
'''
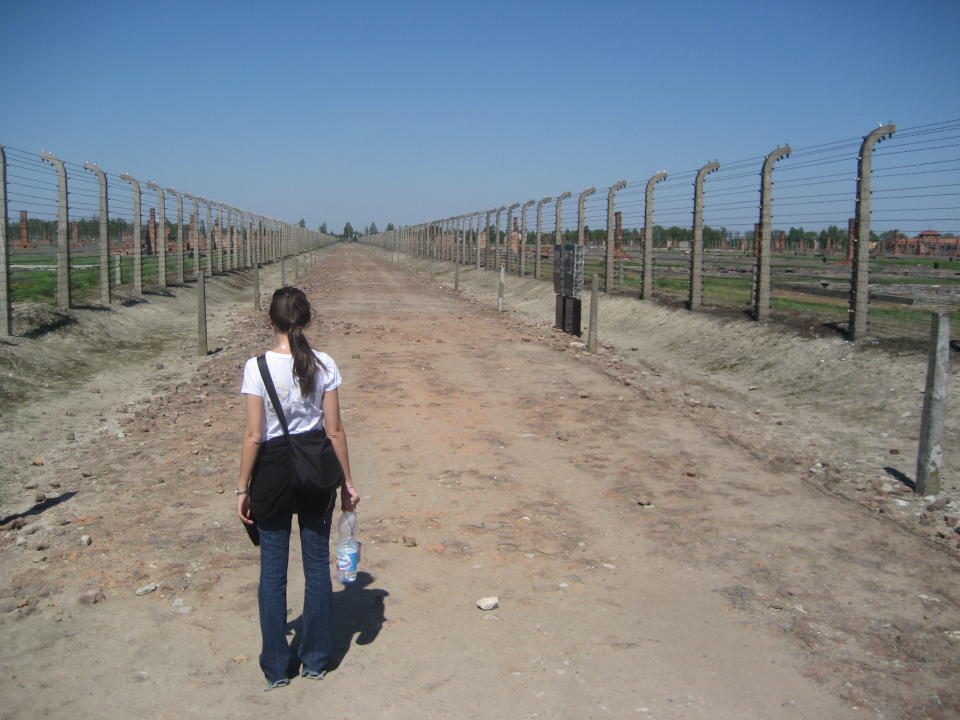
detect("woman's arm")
[323,388,359,511]
[236,393,264,524]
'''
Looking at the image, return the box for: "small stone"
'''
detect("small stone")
[233,655,249,663]
[926,496,949,512]
[133,671,149,682]
[889,448,901,455]
[477,596,499,611]
[80,535,92,547]
[135,584,158,597]
[49,481,61,489]
[578,392,589,399]
[79,589,105,606]
[14,536,26,547]
[569,341,586,350]
[944,514,960,527]
[636,496,654,506]
[402,535,417,547]
[21,523,39,535]
[66,432,76,441]
[7,517,25,530]
[214,485,225,494]
[32,458,44,466]
[155,362,165,370]
[117,432,126,439]
[34,491,47,504]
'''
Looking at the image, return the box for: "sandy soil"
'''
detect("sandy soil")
[0,245,958,720]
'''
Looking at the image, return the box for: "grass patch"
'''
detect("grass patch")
[11,255,200,303]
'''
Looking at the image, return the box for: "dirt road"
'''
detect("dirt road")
[1,245,958,719]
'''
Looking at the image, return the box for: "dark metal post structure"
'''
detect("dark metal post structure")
[119,173,144,295]
[0,146,9,335]
[535,196,552,280]
[577,186,596,246]
[689,162,720,311]
[605,180,627,291]
[555,191,572,246]
[41,152,71,307]
[166,187,186,284]
[519,199,535,276]
[505,203,520,273]
[84,163,111,303]
[753,146,791,321]
[849,124,896,341]
[146,181,167,289]
[642,172,667,300]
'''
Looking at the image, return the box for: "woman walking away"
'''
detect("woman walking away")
[235,286,359,691]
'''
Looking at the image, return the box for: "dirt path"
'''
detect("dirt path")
[1,245,958,719]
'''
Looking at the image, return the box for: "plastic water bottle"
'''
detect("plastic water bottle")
[336,511,360,583]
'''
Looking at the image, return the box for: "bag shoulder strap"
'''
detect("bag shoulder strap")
[257,354,290,437]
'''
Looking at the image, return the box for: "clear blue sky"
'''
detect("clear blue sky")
[2,0,958,233]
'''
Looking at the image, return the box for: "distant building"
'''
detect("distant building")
[892,230,959,255]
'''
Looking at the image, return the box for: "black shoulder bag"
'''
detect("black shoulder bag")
[257,355,345,493]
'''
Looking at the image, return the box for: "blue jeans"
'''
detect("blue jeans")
[257,493,336,683]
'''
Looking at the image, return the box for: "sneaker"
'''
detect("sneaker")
[265,678,291,692]
[301,668,326,680]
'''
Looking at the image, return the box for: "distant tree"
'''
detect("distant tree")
[342,222,354,240]
[298,218,306,228]
[318,222,328,233]
[386,222,395,231]
[368,222,378,235]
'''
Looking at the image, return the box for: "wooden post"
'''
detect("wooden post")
[916,311,950,495]
[253,262,261,311]
[497,264,505,312]
[587,273,599,353]
[197,271,208,357]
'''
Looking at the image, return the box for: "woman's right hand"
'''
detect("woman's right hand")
[341,483,360,512]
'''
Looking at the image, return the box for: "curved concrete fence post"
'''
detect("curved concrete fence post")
[555,191,572,247]
[166,187,186,284]
[753,146,791,321]
[605,181,627,291]
[642,172,667,300]
[41,152,72,307]
[84,163,111,303]
[119,173,144,295]
[849,123,896,341]
[689,162,719,311]
[577,186,595,245]
[505,203,520,273]
[535,196,552,280]
[0,146,9,334]
[146,181,167,289]
[519,200,535,277]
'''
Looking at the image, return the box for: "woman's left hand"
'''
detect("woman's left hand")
[341,483,360,511]
[237,492,254,525]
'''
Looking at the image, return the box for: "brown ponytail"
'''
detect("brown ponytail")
[268,287,324,397]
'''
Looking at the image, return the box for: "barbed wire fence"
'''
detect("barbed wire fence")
[0,144,338,338]
[366,119,960,349]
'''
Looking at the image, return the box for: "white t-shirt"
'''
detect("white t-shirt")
[241,350,342,441]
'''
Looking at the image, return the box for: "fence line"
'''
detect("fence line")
[0,144,337,337]
[365,120,960,345]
